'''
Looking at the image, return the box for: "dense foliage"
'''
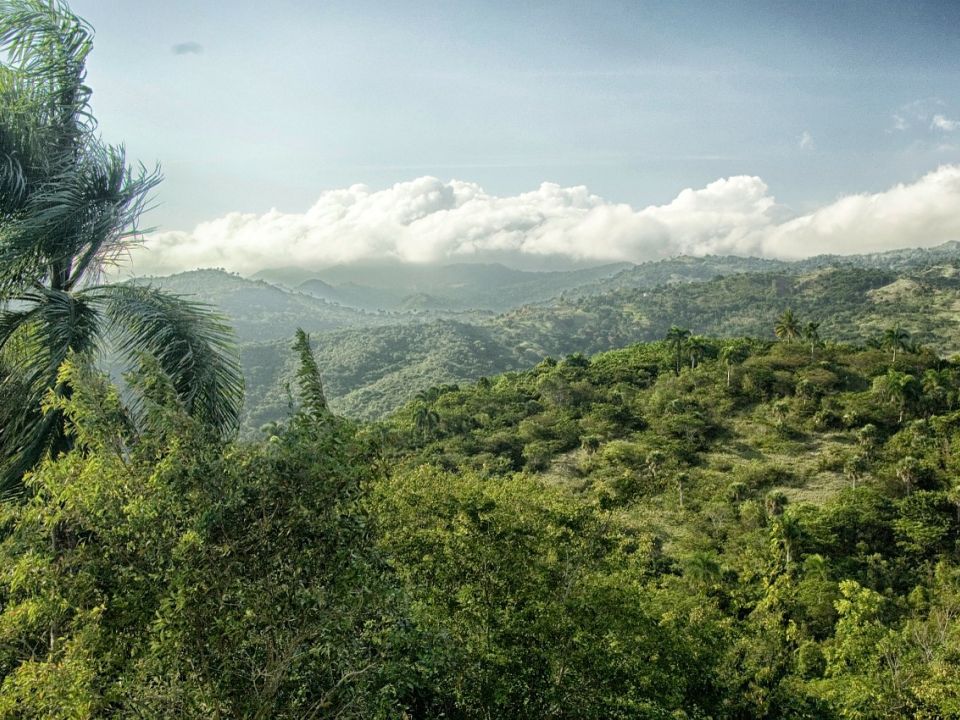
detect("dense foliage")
[234,255,960,425]
[5,330,960,717]
[0,362,412,718]
[372,336,960,717]
[4,3,960,718]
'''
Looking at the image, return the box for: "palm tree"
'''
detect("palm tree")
[774,309,800,343]
[665,326,691,375]
[774,513,802,569]
[895,456,921,495]
[921,369,949,417]
[765,490,788,517]
[843,454,867,489]
[413,403,440,441]
[675,472,688,510]
[872,369,920,424]
[684,551,721,589]
[856,423,879,458]
[802,321,821,360]
[882,324,910,364]
[686,335,708,369]
[0,2,242,493]
[719,341,749,388]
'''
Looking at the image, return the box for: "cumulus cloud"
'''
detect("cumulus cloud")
[798,131,815,150]
[127,166,960,275]
[932,114,960,132]
[891,114,909,132]
[171,41,203,55]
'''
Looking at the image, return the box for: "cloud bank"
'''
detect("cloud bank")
[130,165,960,276]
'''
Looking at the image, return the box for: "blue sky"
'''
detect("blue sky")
[68,0,960,271]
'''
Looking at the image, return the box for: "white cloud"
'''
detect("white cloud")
[760,165,960,258]
[799,131,815,150]
[127,165,960,275]
[891,114,909,131]
[932,114,960,132]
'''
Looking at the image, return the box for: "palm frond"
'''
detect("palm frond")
[88,284,244,435]
[0,286,100,388]
[0,287,100,496]
[0,141,162,290]
[0,0,138,297]
[0,398,63,498]
[0,0,94,132]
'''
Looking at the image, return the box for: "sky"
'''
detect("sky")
[67,0,960,273]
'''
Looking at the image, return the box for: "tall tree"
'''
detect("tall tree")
[0,1,243,493]
[665,325,691,375]
[291,328,329,417]
[413,402,440,441]
[774,309,800,343]
[882,324,910,365]
[803,320,821,360]
[686,335,708,369]
[719,341,750,388]
[872,369,920,424]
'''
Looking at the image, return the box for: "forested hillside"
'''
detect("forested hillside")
[7,332,960,717]
[5,1,960,717]
[256,260,631,311]
[366,336,960,717]
[133,269,392,342]
[240,260,960,426]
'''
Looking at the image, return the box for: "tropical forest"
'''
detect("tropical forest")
[2,2,960,718]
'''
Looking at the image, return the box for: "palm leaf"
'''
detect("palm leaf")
[0,0,137,297]
[0,286,100,388]
[87,284,244,435]
[1,142,162,290]
[0,286,100,495]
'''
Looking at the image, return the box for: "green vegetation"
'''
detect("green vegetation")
[369,337,960,717]
[259,260,632,312]
[4,3,960,717]
[5,328,960,717]
[236,259,960,426]
[0,1,242,493]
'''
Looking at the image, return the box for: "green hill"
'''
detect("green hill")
[132,269,390,342]
[13,326,960,718]
[261,260,631,311]
[238,261,960,428]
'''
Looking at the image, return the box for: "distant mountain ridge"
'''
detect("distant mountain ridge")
[136,242,960,430]
[131,269,388,343]
[256,260,632,311]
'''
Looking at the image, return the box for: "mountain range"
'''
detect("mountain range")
[133,242,960,430]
